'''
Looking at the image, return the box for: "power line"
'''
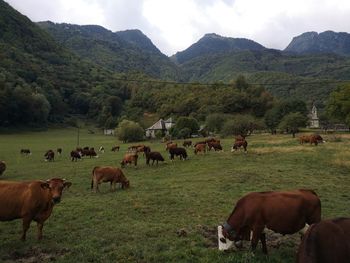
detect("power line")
[112,77,350,87]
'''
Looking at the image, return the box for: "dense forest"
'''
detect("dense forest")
[1,0,350,129]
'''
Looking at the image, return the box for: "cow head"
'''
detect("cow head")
[122,180,130,189]
[220,222,246,248]
[41,178,72,204]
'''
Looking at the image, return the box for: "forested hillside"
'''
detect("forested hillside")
[37,21,182,80]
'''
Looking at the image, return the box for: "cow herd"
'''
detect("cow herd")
[0,133,348,263]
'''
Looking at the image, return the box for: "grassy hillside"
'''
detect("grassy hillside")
[0,129,349,262]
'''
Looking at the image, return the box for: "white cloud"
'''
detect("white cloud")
[5,0,350,55]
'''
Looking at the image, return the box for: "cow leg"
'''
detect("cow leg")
[37,222,44,240]
[21,217,31,241]
[250,226,264,253]
[260,232,267,254]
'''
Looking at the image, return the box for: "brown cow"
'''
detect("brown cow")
[205,138,220,144]
[145,151,165,165]
[194,143,206,154]
[0,178,72,240]
[231,139,248,152]
[82,148,98,158]
[20,149,31,155]
[91,166,130,193]
[137,145,151,155]
[169,147,188,160]
[166,143,177,151]
[44,150,55,162]
[70,150,82,161]
[183,140,192,147]
[221,189,321,254]
[299,134,324,146]
[111,146,120,152]
[128,145,143,151]
[121,153,138,168]
[207,141,223,151]
[297,217,350,263]
[0,161,6,176]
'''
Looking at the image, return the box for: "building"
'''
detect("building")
[145,118,174,138]
[103,129,115,136]
[308,105,320,128]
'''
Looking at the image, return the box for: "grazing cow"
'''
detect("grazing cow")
[57,148,62,155]
[137,145,151,155]
[166,143,178,151]
[70,150,82,161]
[145,151,165,165]
[231,139,248,152]
[207,141,223,151]
[98,146,105,153]
[121,153,138,168]
[194,141,206,147]
[169,147,188,160]
[205,138,220,144]
[82,148,98,158]
[183,140,192,147]
[83,146,90,151]
[194,143,206,154]
[297,217,350,263]
[299,134,323,146]
[44,150,55,162]
[91,166,130,193]
[0,161,6,176]
[111,146,120,152]
[20,149,31,155]
[0,178,72,240]
[128,145,142,151]
[221,189,321,254]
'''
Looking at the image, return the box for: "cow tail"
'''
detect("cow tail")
[91,166,98,189]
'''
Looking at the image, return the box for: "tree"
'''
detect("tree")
[115,119,144,142]
[171,117,199,138]
[326,85,350,128]
[221,114,264,137]
[205,113,227,133]
[264,107,283,134]
[278,112,308,137]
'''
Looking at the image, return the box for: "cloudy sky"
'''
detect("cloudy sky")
[5,0,350,56]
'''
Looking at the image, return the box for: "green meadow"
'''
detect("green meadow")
[0,129,349,262]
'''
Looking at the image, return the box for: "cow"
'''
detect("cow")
[0,161,6,176]
[0,178,72,240]
[137,145,151,155]
[183,140,192,147]
[98,146,105,153]
[111,146,120,152]
[44,150,55,162]
[145,151,165,165]
[205,138,220,144]
[70,150,82,162]
[20,149,31,155]
[121,153,138,168]
[128,145,143,151]
[220,189,321,254]
[169,147,188,160]
[166,143,178,151]
[194,143,206,154]
[82,148,98,158]
[194,141,206,147]
[299,134,324,146]
[91,166,130,193]
[207,141,223,151]
[297,217,350,263]
[57,148,62,155]
[231,139,248,152]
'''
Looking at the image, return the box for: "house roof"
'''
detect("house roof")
[164,117,174,123]
[146,119,166,130]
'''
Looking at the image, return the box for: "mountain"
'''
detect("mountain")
[37,21,181,80]
[285,31,350,56]
[172,33,266,64]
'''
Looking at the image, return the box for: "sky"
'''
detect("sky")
[5,0,350,56]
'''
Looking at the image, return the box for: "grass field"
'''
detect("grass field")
[0,129,349,263]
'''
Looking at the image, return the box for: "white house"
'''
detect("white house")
[145,118,175,138]
[308,105,320,128]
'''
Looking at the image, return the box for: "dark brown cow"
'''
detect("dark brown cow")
[194,143,206,154]
[91,166,129,193]
[207,141,223,151]
[44,150,55,162]
[0,161,6,176]
[183,140,192,147]
[145,151,165,165]
[169,147,188,160]
[205,138,220,144]
[20,149,31,155]
[82,148,98,158]
[121,153,138,168]
[194,141,206,147]
[137,145,151,155]
[0,178,71,240]
[70,150,82,161]
[297,218,350,263]
[111,146,120,152]
[221,189,321,254]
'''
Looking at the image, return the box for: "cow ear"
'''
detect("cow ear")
[41,182,50,189]
[63,182,72,188]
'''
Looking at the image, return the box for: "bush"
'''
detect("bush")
[171,117,200,138]
[115,119,144,142]
[177,128,192,139]
[221,114,265,137]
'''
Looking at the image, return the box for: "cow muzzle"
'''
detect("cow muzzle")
[52,196,61,204]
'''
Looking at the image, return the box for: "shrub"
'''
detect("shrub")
[115,119,144,142]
